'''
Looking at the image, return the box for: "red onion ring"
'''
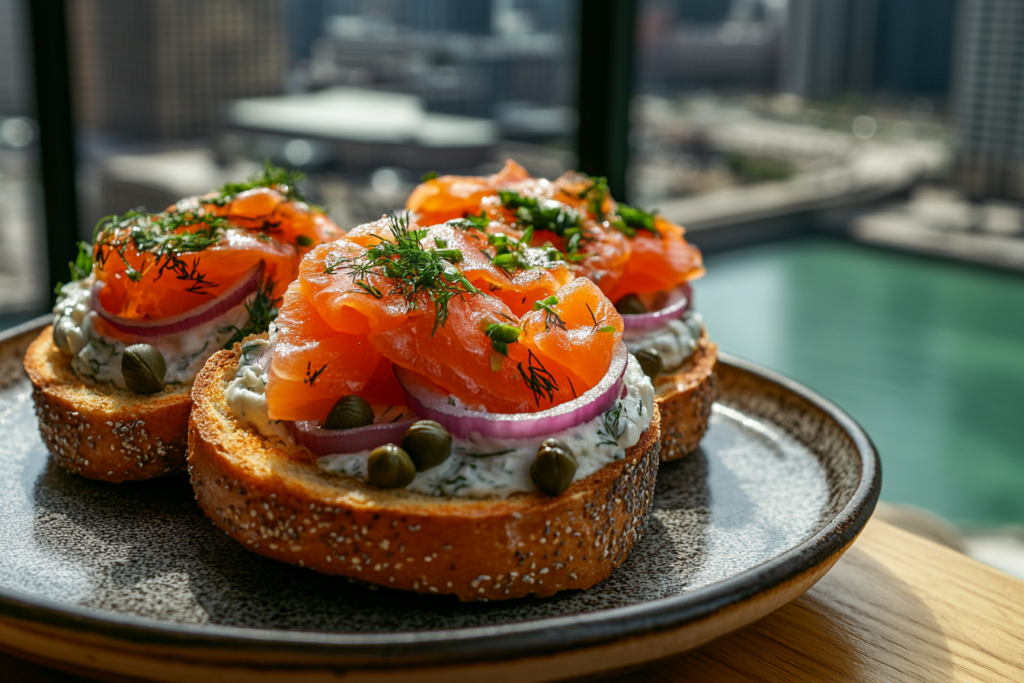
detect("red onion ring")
[293,417,417,456]
[257,339,274,373]
[395,343,628,440]
[91,263,264,338]
[620,282,693,333]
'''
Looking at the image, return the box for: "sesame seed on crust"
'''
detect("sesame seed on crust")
[188,345,661,602]
[24,328,191,483]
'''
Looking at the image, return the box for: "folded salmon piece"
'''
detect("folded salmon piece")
[265,218,623,421]
[406,159,704,306]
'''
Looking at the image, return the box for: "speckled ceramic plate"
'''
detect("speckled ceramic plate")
[0,318,879,683]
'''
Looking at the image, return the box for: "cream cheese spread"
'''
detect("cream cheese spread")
[225,335,292,442]
[53,277,251,387]
[225,336,655,499]
[623,310,704,371]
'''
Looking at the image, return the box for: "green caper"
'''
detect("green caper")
[402,420,452,471]
[323,395,374,430]
[615,294,647,315]
[121,344,166,394]
[530,439,577,496]
[367,444,416,488]
[634,348,663,379]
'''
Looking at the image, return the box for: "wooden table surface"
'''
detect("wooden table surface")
[2,518,1023,683]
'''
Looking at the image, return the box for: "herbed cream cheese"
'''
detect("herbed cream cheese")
[225,336,292,442]
[52,277,251,388]
[623,310,705,372]
[225,337,655,499]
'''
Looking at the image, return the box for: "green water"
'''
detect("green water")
[698,237,1024,527]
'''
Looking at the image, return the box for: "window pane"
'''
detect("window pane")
[629,0,953,225]
[0,0,47,324]
[68,0,579,234]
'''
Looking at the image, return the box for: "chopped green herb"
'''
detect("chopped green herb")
[614,204,660,237]
[499,190,581,239]
[448,211,490,231]
[486,229,534,274]
[485,322,522,356]
[532,295,566,332]
[421,170,439,182]
[296,234,314,247]
[578,175,610,221]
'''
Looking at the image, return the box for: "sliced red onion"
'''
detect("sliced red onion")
[257,339,274,373]
[293,418,416,456]
[620,282,692,333]
[394,343,628,440]
[91,263,264,338]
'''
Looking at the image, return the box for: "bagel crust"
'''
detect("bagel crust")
[653,333,718,462]
[24,327,192,482]
[188,345,661,601]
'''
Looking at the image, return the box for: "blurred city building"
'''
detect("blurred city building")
[0,0,46,317]
[221,87,497,172]
[953,0,1024,200]
[638,0,782,93]
[0,0,29,115]
[304,6,573,133]
[70,0,287,140]
[780,0,956,100]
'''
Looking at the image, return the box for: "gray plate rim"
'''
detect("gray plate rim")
[0,317,880,667]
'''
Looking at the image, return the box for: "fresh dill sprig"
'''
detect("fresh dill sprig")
[324,213,480,334]
[221,277,282,349]
[517,349,560,407]
[215,160,308,204]
[93,210,229,286]
[597,402,626,446]
[304,361,328,387]
[585,301,616,333]
[498,190,589,261]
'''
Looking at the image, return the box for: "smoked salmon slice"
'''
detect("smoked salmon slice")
[264,216,623,421]
[93,172,341,328]
[406,160,704,305]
